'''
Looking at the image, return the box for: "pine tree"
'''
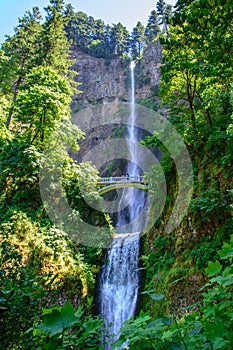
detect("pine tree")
[64,3,76,42]
[131,22,145,59]
[145,10,161,44]
[88,16,97,42]
[76,12,90,49]
[102,24,112,58]
[0,7,42,127]
[94,19,105,41]
[37,0,71,74]
[156,0,172,35]
[0,0,81,137]
[110,23,130,57]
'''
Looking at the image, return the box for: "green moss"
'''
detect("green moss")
[175,237,183,248]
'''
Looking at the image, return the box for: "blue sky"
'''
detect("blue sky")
[0,0,176,44]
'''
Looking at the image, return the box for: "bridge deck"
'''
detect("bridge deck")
[97,176,145,186]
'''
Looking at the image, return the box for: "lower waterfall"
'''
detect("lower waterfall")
[99,234,140,349]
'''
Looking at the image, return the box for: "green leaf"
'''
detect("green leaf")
[188,325,202,336]
[205,261,222,277]
[213,337,229,350]
[83,318,103,333]
[111,339,124,349]
[211,275,233,287]
[217,243,233,260]
[141,289,155,294]
[1,290,12,295]
[37,301,79,337]
[218,301,233,311]
[150,293,165,300]
[132,315,152,327]
[162,329,179,340]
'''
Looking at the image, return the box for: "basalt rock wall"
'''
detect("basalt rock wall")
[70,41,162,112]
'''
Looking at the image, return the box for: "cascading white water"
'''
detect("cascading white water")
[99,61,146,349]
[99,234,140,349]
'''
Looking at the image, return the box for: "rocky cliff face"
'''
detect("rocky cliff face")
[70,41,162,111]
[136,40,162,100]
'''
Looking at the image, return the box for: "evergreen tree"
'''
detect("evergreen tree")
[64,4,77,42]
[131,21,145,59]
[156,0,172,35]
[110,23,130,57]
[37,0,71,74]
[0,0,80,138]
[102,24,112,58]
[71,11,89,49]
[87,19,106,57]
[0,7,42,127]
[88,16,97,42]
[145,10,161,44]
[64,8,132,59]
[94,19,105,41]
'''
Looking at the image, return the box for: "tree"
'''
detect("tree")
[14,66,73,146]
[0,0,78,133]
[159,0,233,142]
[64,3,77,42]
[102,24,112,58]
[65,12,110,57]
[37,0,71,74]
[110,23,130,57]
[87,18,106,57]
[156,0,172,35]
[94,19,105,41]
[75,12,90,49]
[131,22,145,59]
[64,8,132,59]
[0,7,42,127]
[145,10,161,44]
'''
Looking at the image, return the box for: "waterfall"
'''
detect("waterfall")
[99,61,146,349]
[99,234,140,349]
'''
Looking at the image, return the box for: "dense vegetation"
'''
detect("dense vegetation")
[64,0,171,59]
[0,0,232,349]
[0,1,108,348]
[140,0,233,349]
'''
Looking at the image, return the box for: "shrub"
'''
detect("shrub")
[0,241,55,349]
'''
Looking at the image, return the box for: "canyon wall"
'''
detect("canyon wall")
[70,40,162,112]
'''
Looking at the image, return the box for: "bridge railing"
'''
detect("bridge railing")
[98,176,145,183]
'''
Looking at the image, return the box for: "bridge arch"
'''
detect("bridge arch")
[97,176,147,195]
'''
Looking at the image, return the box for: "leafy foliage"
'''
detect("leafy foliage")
[143,0,233,238]
[35,301,104,349]
[0,241,55,349]
[14,66,73,146]
[0,2,109,348]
